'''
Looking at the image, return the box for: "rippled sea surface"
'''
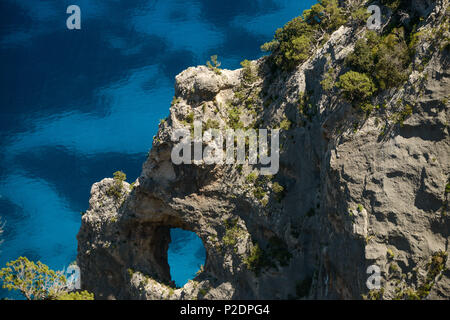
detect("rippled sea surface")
[0,0,316,295]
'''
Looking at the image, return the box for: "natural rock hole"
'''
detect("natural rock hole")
[167,228,206,288]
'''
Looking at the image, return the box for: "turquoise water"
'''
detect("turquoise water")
[0,0,316,297]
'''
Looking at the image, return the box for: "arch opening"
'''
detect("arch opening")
[167,228,206,288]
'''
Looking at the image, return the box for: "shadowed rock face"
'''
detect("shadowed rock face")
[77,0,450,300]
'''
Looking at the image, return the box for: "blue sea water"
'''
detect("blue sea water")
[0,0,316,297]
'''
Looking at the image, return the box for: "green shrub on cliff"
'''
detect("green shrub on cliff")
[279,117,292,131]
[306,0,346,31]
[261,0,346,70]
[374,29,411,90]
[395,251,448,300]
[337,71,376,102]
[345,29,411,91]
[206,55,222,75]
[204,119,220,132]
[392,104,413,126]
[425,251,448,284]
[246,171,258,184]
[107,170,127,200]
[363,288,384,300]
[223,219,245,247]
[253,186,266,200]
[345,32,379,74]
[240,59,258,84]
[380,0,401,11]
[244,244,264,273]
[350,6,371,26]
[227,105,244,130]
[113,170,126,183]
[272,182,284,194]
[278,35,312,70]
[321,67,336,91]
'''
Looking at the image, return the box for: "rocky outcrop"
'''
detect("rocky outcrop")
[77,0,450,300]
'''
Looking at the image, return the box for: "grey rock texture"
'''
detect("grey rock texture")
[77,0,450,300]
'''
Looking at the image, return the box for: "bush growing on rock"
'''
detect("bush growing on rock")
[321,67,336,91]
[227,105,244,130]
[395,251,448,300]
[246,171,258,184]
[392,104,413,126]
[279,35,312,70]
[374,29,411,90]
[243,244,264,273]
[261,0,346,70]
[345,31,379,74]
[223,219,245,248]
[303,0,346,32]
[204,119,220,132]
[106,170,127,200]
[337,71,376,102]
[206,55,222,75]
[240,59,258,84]
[345,28,411,91]
[350,6,371,26]
[185,112,194,124]
[272,182,284,194]
[253,186,266,200]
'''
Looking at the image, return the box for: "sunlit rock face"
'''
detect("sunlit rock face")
[77,0,450,300]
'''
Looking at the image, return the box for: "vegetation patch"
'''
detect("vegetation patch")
[362,288,384,300]
[206,55,222,75]
[394,251,448,300]
[106,170,127,201]
[227,105,244,130]
[240,59,258,84]
[253,186,266,200]
[279,117,292,131]
[272,182,285,201]
[0,257,94,300]
[297,91,318,122]
[204,119,220,132]
[223,219,245,248]
[391,104,413,127]
[337,71,376,103]
[56,291,94,300]
[246,171,258,184]
[321,67,336,91]
[262,0,346,71]
[244,236,292,275]
[243,244,264,274]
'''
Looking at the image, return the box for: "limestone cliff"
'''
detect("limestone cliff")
[77,0,450,300]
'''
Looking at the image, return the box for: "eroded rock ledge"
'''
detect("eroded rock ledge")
[77,1,450,300]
